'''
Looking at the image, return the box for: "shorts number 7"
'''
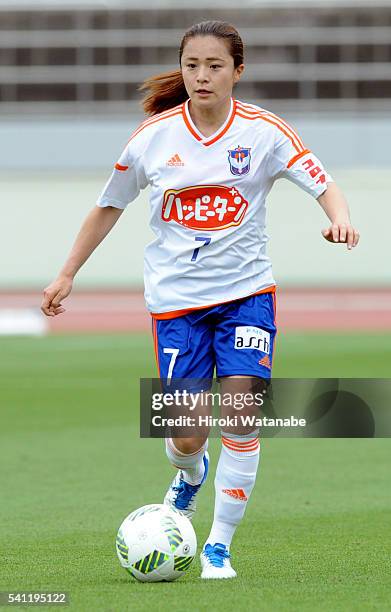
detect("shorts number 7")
[191,236,211,262]
[163,348,179,385]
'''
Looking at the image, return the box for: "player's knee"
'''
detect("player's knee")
[173,436,207,455]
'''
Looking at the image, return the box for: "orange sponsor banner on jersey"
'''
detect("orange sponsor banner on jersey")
[161,184,249,231]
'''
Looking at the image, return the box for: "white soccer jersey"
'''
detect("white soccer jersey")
[97,97,333,316]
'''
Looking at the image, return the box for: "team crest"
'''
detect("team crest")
[228,146,251,176]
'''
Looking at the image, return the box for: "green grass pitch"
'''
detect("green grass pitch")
[1,332,390,611]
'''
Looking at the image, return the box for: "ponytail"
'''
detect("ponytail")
[138,20,244,117]
[138,69,188,116]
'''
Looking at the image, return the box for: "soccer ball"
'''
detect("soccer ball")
[116,504,197,582]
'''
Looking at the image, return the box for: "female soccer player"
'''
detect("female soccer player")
[41,21,359,579]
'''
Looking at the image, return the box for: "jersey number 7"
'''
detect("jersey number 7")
[191,236,211,262]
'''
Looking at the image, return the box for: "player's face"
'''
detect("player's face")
[181,36,244,109]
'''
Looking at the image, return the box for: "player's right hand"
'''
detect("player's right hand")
[41,276,73,317]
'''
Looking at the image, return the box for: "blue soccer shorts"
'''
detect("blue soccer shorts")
[151,291,277,389]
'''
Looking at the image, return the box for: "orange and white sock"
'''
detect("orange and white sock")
[205,430,260,549]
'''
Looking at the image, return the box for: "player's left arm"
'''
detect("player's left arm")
[317,182,360,250]
[268,121,360,251]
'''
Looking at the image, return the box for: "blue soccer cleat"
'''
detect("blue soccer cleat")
[164,451,209,520]
[200,542,237,579]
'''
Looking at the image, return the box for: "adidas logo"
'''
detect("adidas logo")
[258,354,271,369]
[222,488,248,501]
[166,153,184,167]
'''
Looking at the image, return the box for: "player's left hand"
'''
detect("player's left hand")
[321,222,360,250]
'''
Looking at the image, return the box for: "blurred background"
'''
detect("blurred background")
[1,0,390,334]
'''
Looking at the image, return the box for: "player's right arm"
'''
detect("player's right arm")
[42,130,149,317]
[41,206,124,317]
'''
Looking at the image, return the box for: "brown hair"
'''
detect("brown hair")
[138,21,244,116]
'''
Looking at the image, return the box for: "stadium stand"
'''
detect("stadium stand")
[1,0,391,115]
